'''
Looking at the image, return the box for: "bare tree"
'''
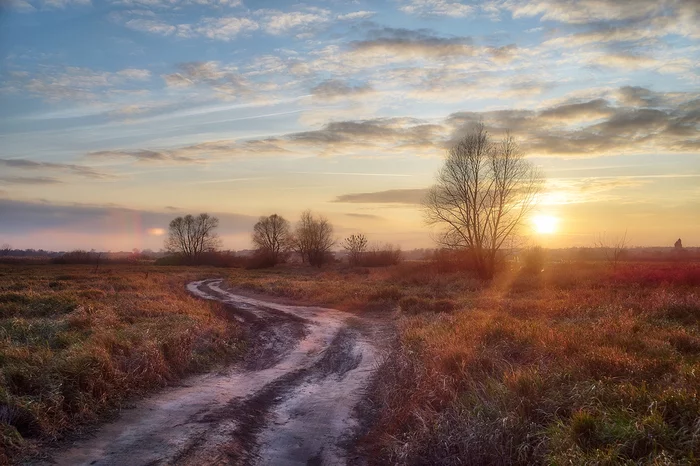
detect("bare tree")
[252,214,292,265]
[424,123,543,279]
[293,210,335,267]
[165,213,221,260]
[595,230,628,268]
[343,233,368,266]
[0,243,11,256]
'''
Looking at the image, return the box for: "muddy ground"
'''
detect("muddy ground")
[38,278,390,466]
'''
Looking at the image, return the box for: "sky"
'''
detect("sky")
[0,0,698,251]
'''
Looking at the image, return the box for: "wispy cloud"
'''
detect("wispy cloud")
[1,66,151,102]
[0,158,112,179]
[350,28,477,59]
[257,8,331,36]
[334,188,429,204]
[310,79,373,100]
[398,0,475,18]
[0,176,63,185]
[336,11,375,21]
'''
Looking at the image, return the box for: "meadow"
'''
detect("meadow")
[0,265,245,463]
[1,260,699,464]
[220,260,700,465]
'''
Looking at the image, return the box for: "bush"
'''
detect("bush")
[432,248,479,273]
[51,250,100,265]
[521,246,546,274]
[245,251,279,269]
[360,244,402,267]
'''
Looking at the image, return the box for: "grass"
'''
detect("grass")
[0,265,245,464]
[219,260,700,465]
[1,260,698,465]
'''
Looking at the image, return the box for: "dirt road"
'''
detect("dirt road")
[45,278,386,466]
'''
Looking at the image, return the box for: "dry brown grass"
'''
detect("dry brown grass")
[0,265,245,464]
[2,260,698,465]
[222,261,700,465]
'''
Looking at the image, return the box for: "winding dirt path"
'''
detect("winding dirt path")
[45,278,386,466]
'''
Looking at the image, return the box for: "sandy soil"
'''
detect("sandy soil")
[41,278,386,466]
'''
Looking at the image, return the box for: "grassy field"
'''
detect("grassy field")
[221,261,700,465]
[0,265,245,463]
[1,260,699,464]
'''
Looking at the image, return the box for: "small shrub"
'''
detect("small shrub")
[370,285,404,302]
[521,246,546,274]
[245,251,279,269]
[360,244,402,267]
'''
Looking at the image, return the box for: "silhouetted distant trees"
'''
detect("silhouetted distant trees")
[343,234,368,266]
[361,243,402,267]
[51,250,101,264]
[425,123,542,279]
[293,210,335,267]
[342,234,401,267]
[251,214,292,267]
[594,230,629,268]
[165,213,221,261]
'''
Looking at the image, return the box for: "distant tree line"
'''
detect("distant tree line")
[160,210,402,268]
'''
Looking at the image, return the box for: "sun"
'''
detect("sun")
[532,215,558,234]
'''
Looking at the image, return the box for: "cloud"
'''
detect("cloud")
[507,0,670,25]
[3,0,37,11]
[350,28,477,59]
[116,11,259,40]
[399,0,474,18]
[538,98,613,121]
[124,18,177,35]
[7,0,89,11]
[344,213,384,220]
[116,68,152,80]
[286,117,447,156]
[448,88,700,157]
[0,199,257,239]
[0,176,63,185]
[189,16,259,40]
[487,44,519,63]
[337,11,375,21]
[83,86,700,164]
[1,65,153,102]
[0,158,112,179]
[115,0,242,7]
[334,189,429,204]
[615,86,680,108]
[85,137,293,165]
[257,8,330,36]
[162,61,251,97]
[310,79,373,100]
[87,149,200,164]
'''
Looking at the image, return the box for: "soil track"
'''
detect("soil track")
[44,278,386,466]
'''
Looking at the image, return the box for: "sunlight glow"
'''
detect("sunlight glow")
[532,215,558,234]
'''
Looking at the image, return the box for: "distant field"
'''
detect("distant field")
[1,261,699,464]
[0,265,245,463]
[221,261,700,465]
